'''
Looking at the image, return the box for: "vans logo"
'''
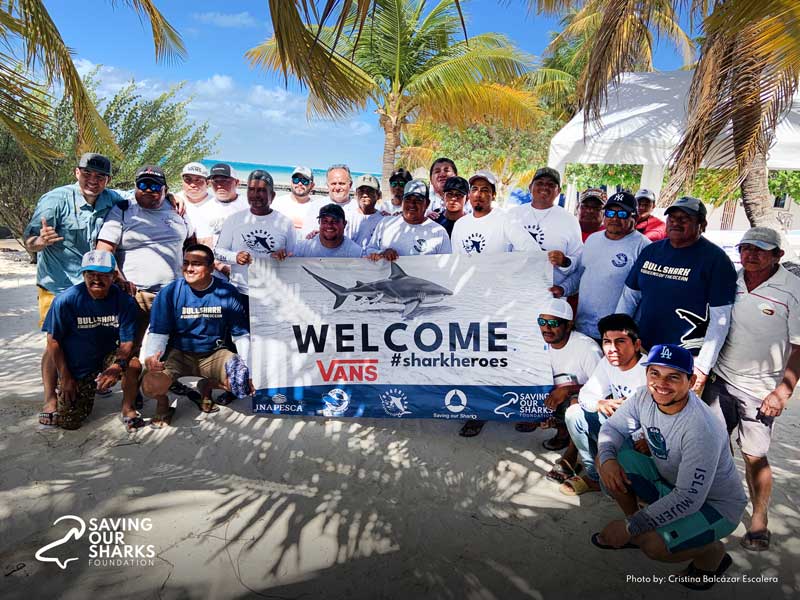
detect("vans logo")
[317,359,378,382]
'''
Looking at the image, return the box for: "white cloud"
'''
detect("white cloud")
[192,11,257,29]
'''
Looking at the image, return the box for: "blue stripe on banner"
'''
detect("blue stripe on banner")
[252,385,554,421]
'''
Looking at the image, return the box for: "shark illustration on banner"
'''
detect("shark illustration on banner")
[247,252,555,421]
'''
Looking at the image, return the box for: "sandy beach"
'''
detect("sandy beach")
[0,246,798,600]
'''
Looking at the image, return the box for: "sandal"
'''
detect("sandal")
[545,458,582,484]
[150,407,176,429]
[514,422,539,433]
[542,434,570,451]
[188,395,219,414]
[559,475,600,496]
[679,553,733,590]
[740,529,770,552]
[170,381,202,403]
[119,412,145,432]
[459,420,486,438]
[590,533,639,550]
[216,391,236,406]
[38,411,59,429]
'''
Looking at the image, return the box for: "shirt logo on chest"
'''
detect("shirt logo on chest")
[524,224,545,249]
[461,233,486,254]
[646,426,670,459]
[243,229,276,254]
[413,238,430,253]
[611,253,629,268]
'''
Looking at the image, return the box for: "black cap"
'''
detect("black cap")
[605,191,637,214]
[209,163,235,178]
[443,176,469,196]
[77,152,112,176]
[134,165,166,185]
[532,167,561,187]
[318,203,346,221]
[666,196,707,219]
[389,168,413,184]
[248,169,273,187]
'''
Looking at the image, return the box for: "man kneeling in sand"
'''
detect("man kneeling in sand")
[594,344,746,591]
[141,244,251,427]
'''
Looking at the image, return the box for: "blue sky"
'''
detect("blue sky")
[44,0,691,172]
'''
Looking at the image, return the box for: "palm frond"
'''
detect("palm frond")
[111,0,187,63]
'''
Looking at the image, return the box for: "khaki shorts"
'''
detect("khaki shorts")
[38,287,56,328]
[162,347,234,384]
[132,290,157,355]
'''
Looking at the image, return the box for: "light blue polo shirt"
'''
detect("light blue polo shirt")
[24,184,124,293]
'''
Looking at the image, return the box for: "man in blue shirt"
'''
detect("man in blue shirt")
[25,153,127,428]
[42,250,140,431]
[141,244,251,427]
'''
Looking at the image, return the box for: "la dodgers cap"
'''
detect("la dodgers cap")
[539,297,573,321]
[642,344,694,376]
[291,165,314,180]
[666,196,707,218]
[532,167,561,187]
[635,188,656,202]
[79,249,117,274]
[77,152,112,176]
[134,165,166,185]
[354,174,380,191]
[605,191,637,214]
[403,179,429,200]
[443,176,469,196]
[468,170,498,193]
[737,227,781,251]
[318,203,346,221]
[182,162,209,178]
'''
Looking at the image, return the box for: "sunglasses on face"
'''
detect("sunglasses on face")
[292,176,311,185]
[136,181,164,193]
[537,317,564,328]
[604,209,632,219]
[390,180,406,188]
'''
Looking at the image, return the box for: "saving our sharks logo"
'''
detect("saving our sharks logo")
[381,388,411,417]
[494,391,550,419]
[243,229,277,254]
[461,233,486,254]
[494,391,519,418]
[676,305,710,351]
[35,515,86,569]
[303,262,454,319]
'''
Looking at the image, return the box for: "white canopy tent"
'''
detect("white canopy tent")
[547,70,800,200]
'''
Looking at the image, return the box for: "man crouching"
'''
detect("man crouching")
[141,244,251,428]
[594,344,747,591]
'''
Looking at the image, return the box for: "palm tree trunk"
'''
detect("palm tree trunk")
[380,114,400,194]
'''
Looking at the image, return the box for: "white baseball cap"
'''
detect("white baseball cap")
[182,162,209,178]
[539,298,573,321]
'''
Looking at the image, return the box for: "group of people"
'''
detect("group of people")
[22,152,799,589]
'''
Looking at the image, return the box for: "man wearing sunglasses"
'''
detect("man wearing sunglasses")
[273,166,323,239]
[382,168,412,215]
[573,192,650,341]
[25,152,128,429]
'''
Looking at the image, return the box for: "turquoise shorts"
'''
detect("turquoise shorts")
[618,449,738,553]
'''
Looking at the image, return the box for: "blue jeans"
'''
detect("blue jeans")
[564,404,606,481]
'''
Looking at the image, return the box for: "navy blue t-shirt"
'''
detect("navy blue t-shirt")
[625,236,736,353]
[43,283,138,378]
[149,278,249,353]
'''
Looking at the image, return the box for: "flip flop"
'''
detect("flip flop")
[459,420,486,438]
[740,530,770,552]
[38,411,59,429]
[590,532,639,550]
[188,395,219,414]
[559,475,600,496]
[119,411,145,432]
[679,553,733,590]
[545,458,582,484]
[150,407,176,429]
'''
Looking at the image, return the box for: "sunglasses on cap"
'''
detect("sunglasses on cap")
[604,209,632,219]
[292,175,311,185]
[537,317,564,327]
[136,180,164,193]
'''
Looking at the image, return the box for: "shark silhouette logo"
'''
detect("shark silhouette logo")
[381,388,411,417]
[524,225,545,249]
[461,233,486,254]
[676,305,709,351]
[35,515,86,569]
[243,229,276,254]
[494,391,519,418]
[321,388,350,416]
[303,262,453,319]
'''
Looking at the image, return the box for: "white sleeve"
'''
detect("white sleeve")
[695,304,733,374]
[438,231,452,254]
[214,220,237,263]
[578,360,610,412]
[365,220,385,255]
[615,285,641,316]
[144,333,169,359]
[505,217,538,252]
[233,334,251,370]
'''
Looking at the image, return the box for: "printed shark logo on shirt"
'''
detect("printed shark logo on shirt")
[462,233,486,254]
[524,224,545,249]
[646,427,670,460]
[303,262,453,319]
[675,304,709,351]
[413,238,430,254]
[244,229,276,253]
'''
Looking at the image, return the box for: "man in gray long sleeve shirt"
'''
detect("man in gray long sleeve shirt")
[594,343,746,591]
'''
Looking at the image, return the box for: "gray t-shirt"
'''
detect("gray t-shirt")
[575,230,650,338]
[346,211,384,251]
[98,200,193,291]
[598,387,746,536]
[294,236,364,258]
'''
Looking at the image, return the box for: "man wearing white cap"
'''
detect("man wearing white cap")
[272,165,323,239]
[40,250,141,431]
[175,162,216,243]
[703,227,800,552]
[634,188,667,241]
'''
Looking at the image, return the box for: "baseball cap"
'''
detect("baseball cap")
[642,344,694,376]
[443,176,469,196]
[666,196,707,218]
[134,165,166,185]
[737,226,781,251]
[77,152,112,176]
[182,162,209,178]
[318,203,346,221]
[579,188,607,205]
[389,168,412,184]
[209,163,236,179]
[635,188,656,202]
[403,179,429,200]
[605,191,637,214]
[248,170,274,187]
[292,165,313,180]
[539,297,573,321]
[79,249,117,274]
[354,174,380,191]
[468,170,497,193]
[532,167,561,187]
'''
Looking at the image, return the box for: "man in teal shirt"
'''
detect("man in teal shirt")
[24,152,126,428]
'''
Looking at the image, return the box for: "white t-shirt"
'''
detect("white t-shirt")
[365,215,452,256]
[451,209,539,255]
[578,355,647,412]
[98,201,193,291]
[214,210,295,294]
[294,236,364,258]
[346,210,385,250]
[714,266,800,400]
[272,193,326,240]
[549,331,603,386]
[178,192,218,241]
[379,201,403,216]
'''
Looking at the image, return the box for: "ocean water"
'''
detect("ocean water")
[201,159,372,187]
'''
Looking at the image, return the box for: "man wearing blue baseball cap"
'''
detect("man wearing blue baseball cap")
[593,343,746,590]
[40,250,141,431]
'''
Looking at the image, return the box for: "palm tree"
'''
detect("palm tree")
[247,0,539,190]
[1,0,184,164]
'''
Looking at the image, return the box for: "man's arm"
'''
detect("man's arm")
[761,343,800,417]
[693,304,733,390]
[615,285,641,316]
[578,360,610,412]
[47,334,77,403]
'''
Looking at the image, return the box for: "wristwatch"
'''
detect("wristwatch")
[114,358,129,371]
